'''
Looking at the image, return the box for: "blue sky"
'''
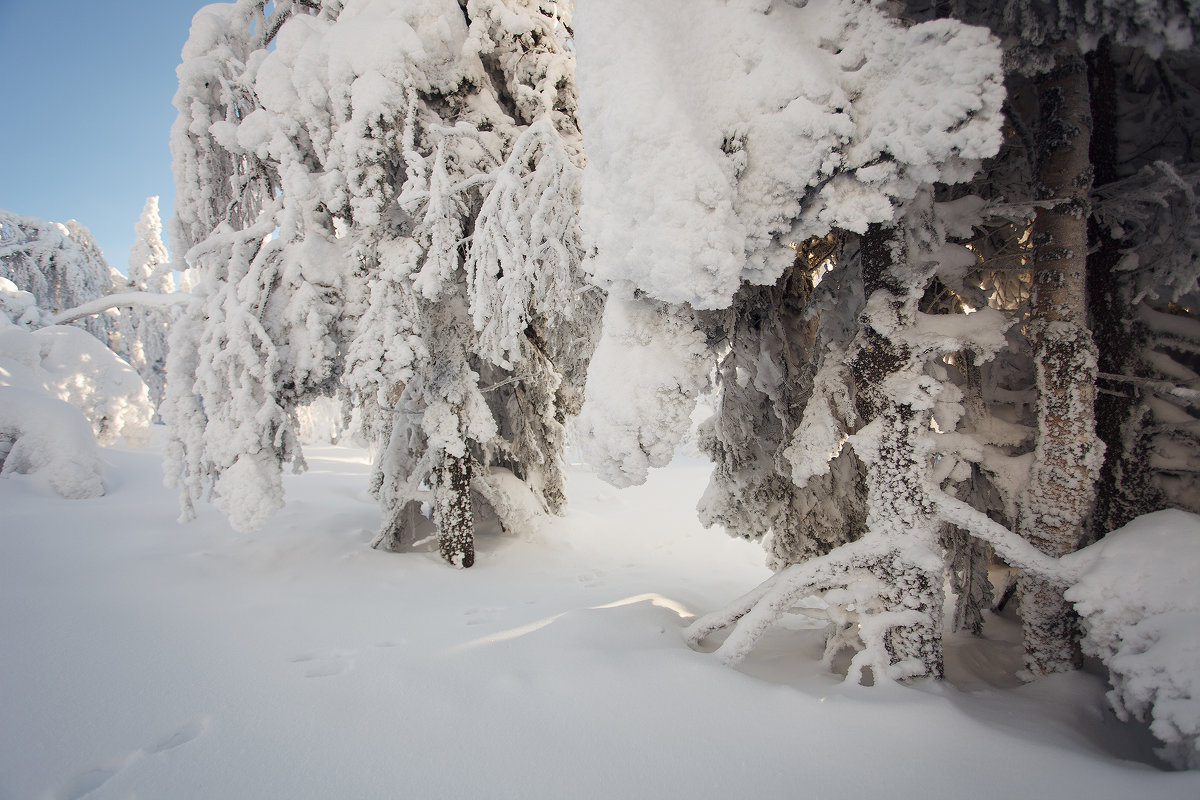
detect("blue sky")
[0,1,203,271]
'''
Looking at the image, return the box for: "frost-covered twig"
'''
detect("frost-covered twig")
[684,536,896,663]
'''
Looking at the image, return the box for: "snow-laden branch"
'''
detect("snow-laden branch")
[684,536,903,664]
[1098,372,1200,405]
[930,491,1086,583]
[51,292,191,326]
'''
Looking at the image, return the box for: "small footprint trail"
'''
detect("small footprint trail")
[463,607,504,626]
[56,719,208,800]
[290,649,356,678]
[147,719,206,755]
[58,767,118,800]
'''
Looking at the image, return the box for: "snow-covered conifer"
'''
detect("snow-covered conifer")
[165,0,597,566]
[576,0,1007,681]
[115,197,175,411]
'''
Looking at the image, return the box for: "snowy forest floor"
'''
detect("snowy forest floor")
[2,435,1198,800]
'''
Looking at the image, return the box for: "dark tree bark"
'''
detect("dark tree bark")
[1018,40,1104,676]
[436,448,475,568]
[1086,37,1166,539]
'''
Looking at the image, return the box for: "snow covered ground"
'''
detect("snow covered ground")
[2,436,1197,800]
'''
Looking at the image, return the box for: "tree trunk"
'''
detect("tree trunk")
[435,448,475,568]
[1018,40,1104,676]
[851,225,944,681]
[1085,37,1164,538]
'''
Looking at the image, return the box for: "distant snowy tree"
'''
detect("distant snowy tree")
[114,197,175,411]
[165,0,597,566]
[0,209,119,347]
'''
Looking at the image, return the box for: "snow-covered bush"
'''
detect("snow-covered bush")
[0,279,108,498]
[1065,510,1200,770]
[0,384,105,500]
[0,277,152,447]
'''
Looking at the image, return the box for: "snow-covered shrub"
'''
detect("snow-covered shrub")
[0,278,152,447]
[1065,510,1200,770]
[0,279,107,498]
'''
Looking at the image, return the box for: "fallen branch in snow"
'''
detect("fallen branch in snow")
[51,291,191,325]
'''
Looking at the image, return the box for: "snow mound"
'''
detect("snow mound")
[0,280,151,499]
[0,384,104,499]
[0,317,152,447]
[1066,510,1200,769]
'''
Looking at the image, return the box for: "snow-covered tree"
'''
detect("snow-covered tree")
[576,0,1008,681]
[0,209,119,347]
[114,196,175,411]
[899,0,1200,676]
[165,0,597,566]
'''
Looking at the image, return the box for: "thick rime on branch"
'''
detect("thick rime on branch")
[165,0,599,566]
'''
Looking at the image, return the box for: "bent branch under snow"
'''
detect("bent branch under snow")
[51,291,191,326]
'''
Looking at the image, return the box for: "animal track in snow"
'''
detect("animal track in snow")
[59,766,118,800]
[147,719,207,754]
[577,570,605,588]
[463,608,503,626]
[290,650,356,678]
[56,719,208,799]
